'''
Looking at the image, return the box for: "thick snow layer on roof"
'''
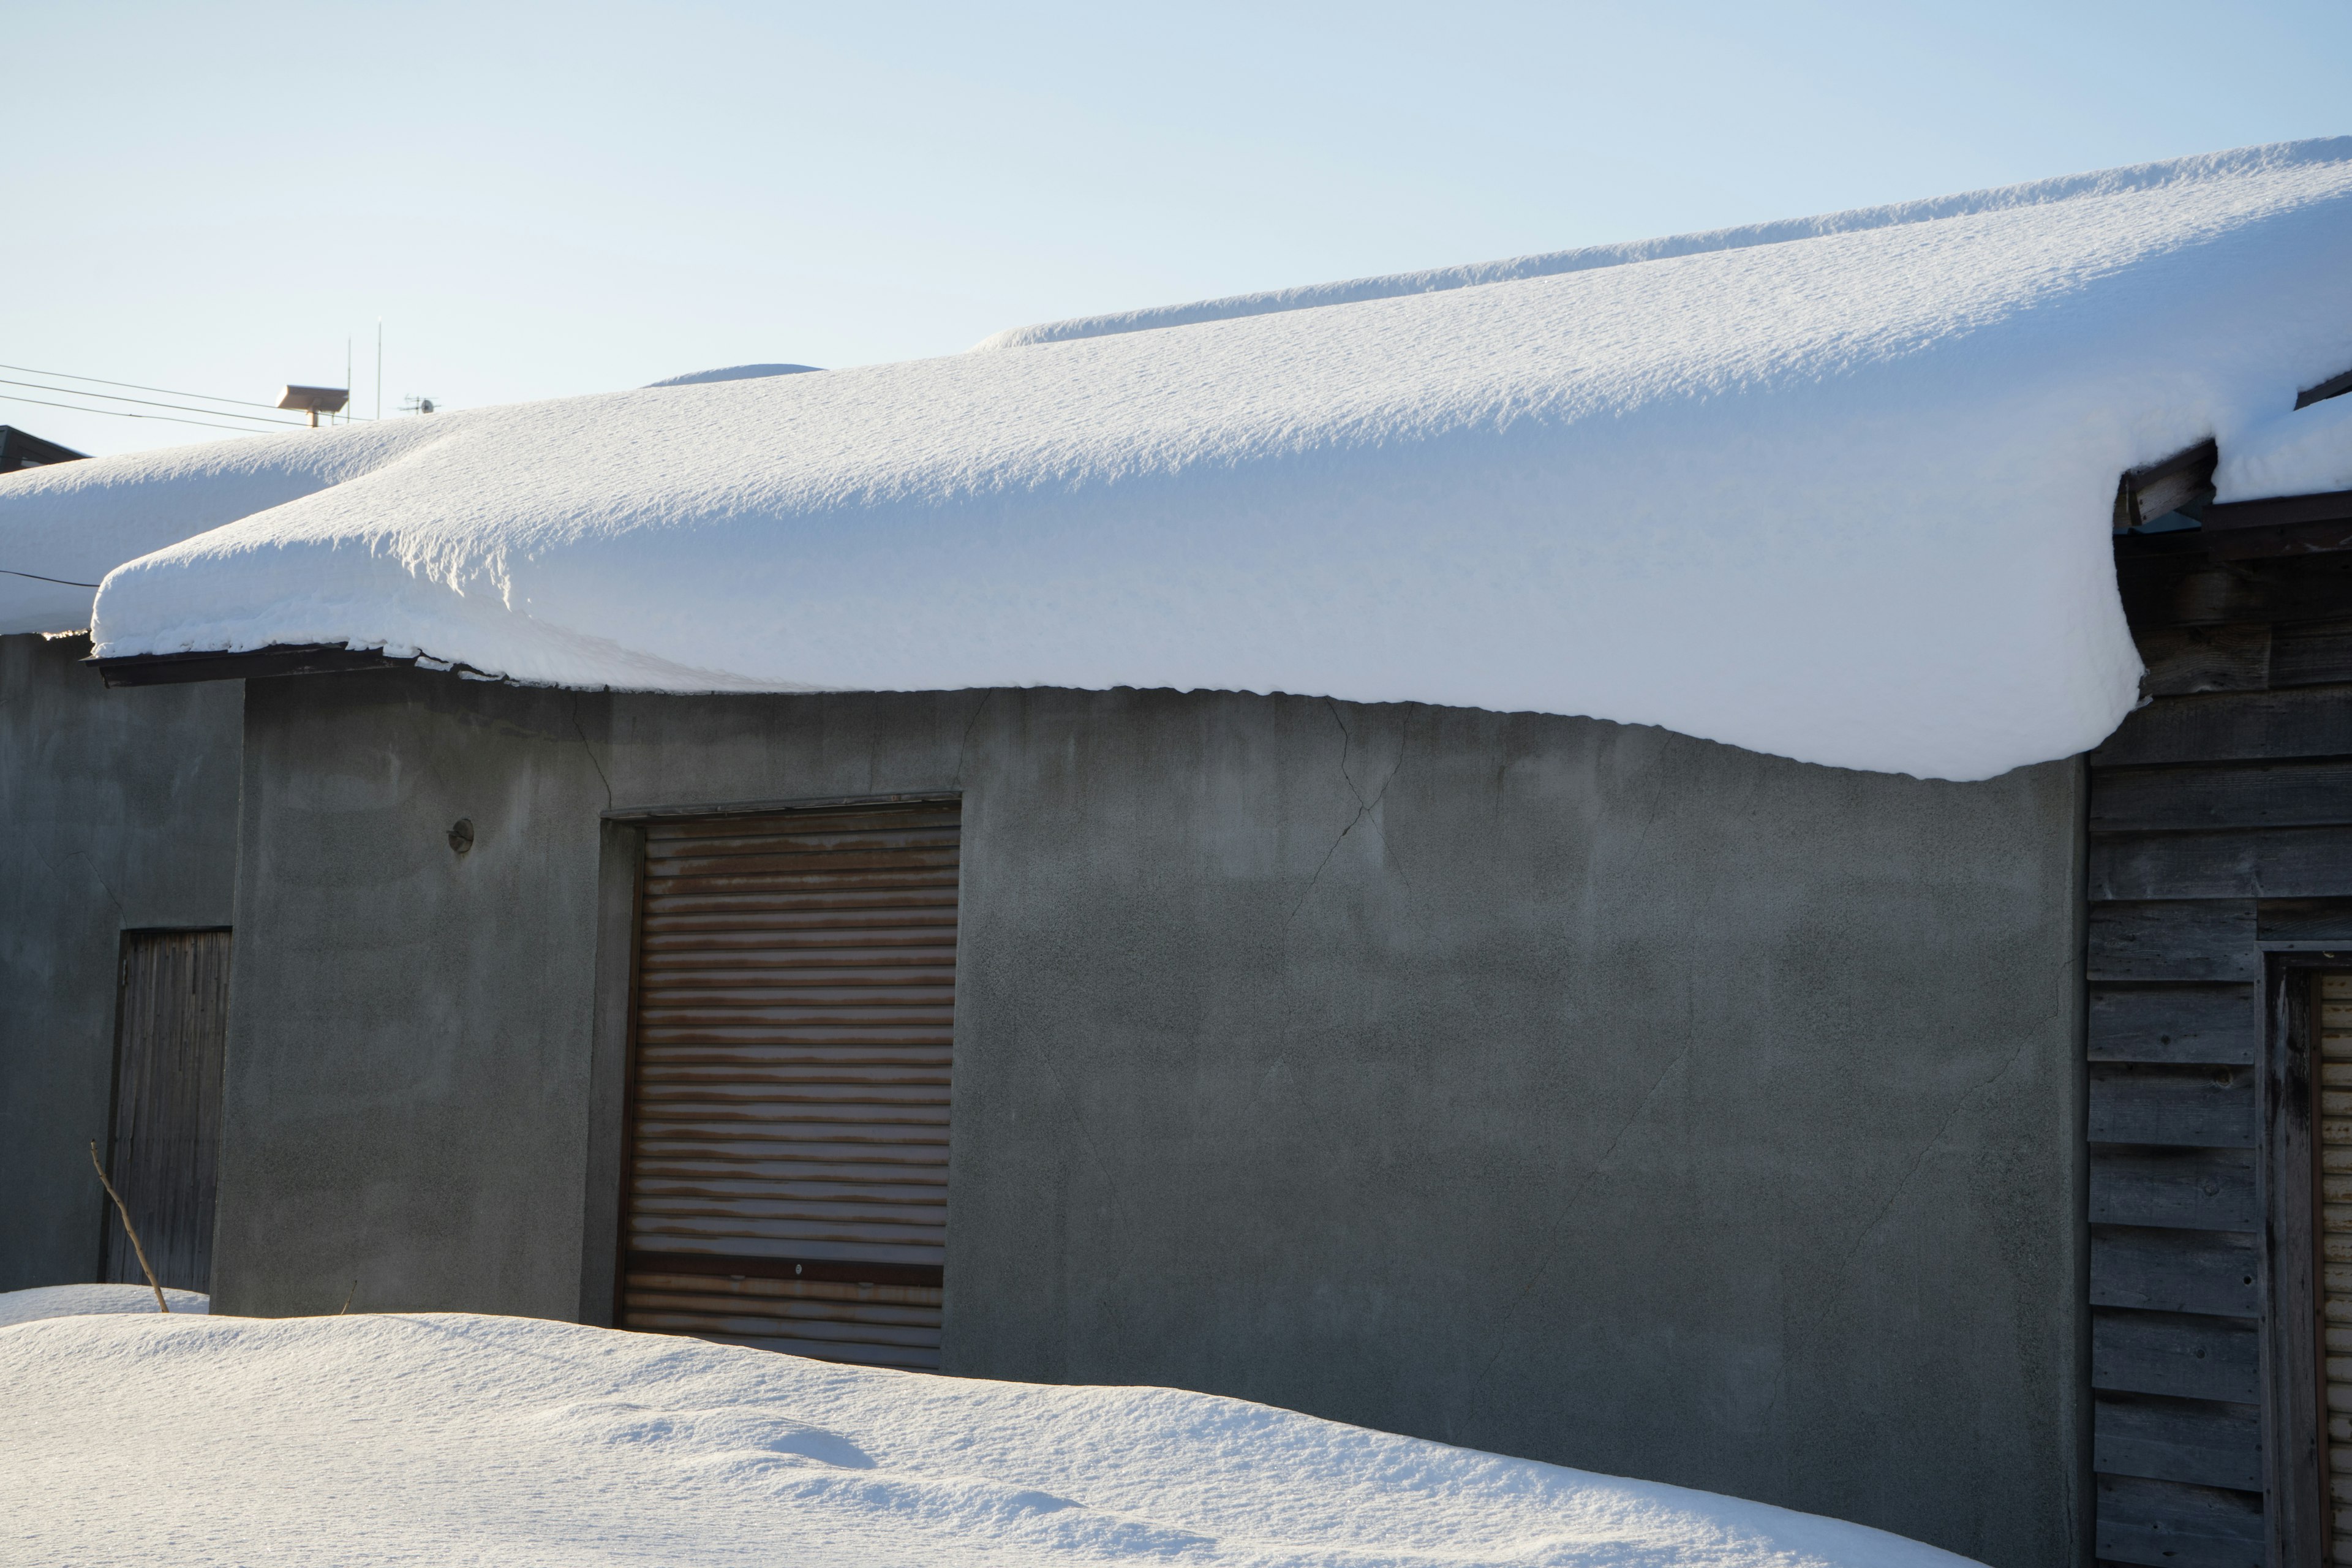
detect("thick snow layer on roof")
[0,1308,1977,1567]
[2217,391,2352,503]
[971,148,2350,353]
[0,418,444,631]
[0,1282,206,1327]
[5,138,2352,778]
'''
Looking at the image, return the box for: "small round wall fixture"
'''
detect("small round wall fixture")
[448,818,475,854]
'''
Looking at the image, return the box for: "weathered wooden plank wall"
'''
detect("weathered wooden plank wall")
[2092,513,2352,1568]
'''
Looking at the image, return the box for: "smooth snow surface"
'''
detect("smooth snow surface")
[5,140,2351,777]
[0,1283,208,1326]
[0,1310,1978,1568]
[643,363,824,388]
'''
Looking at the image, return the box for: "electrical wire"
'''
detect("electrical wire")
[0,375,307,428]
[0,390,277,435]
[0,360,300,412]
[0,568,102,587]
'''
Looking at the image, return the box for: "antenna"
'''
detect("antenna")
[344,339,352,424]
[375,320,383,421]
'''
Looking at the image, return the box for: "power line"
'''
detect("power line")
[0,567,102,587]
[0,375,306,428]
[0,390,276,435]
[0,360,296,412]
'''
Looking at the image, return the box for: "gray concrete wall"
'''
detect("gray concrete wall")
[218,669,2086,1567]
[0,632,243,1291]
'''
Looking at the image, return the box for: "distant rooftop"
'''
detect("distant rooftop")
[0,426,88,475]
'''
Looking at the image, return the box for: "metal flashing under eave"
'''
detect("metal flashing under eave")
[90,644,454,688]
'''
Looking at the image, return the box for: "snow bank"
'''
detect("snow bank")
[0,1310,1977,1567]
[0,1283,208,1326]
[4,139,2351,777]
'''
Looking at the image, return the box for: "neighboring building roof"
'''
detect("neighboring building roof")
[0,426,89,475]
[3,138,2351,778]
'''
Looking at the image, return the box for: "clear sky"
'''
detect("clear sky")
[6,1,2348,456]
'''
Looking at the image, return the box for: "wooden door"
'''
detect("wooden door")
[617,801,959,1369]
[102,930,232,1293]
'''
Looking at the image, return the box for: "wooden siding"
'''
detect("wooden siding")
[617,801,959,1370]
[2093,524,2352,1567]
[102,930,232,1294]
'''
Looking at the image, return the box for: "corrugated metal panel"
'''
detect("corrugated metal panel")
[2321,974,2352,1562]
[104,929,232,1294]
[618,802,958,1370]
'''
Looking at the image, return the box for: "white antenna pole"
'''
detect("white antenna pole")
[345,337,352,424]
[376,320,383,421]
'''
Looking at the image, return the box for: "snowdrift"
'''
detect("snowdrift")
[0,1307,1978,1567]
[4,138,2351,777]
[0,1281,207,1327]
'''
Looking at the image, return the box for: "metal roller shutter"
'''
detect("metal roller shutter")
[617,800,959,1370]
[2323,973,2352,1562]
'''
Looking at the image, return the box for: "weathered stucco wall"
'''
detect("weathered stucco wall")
[219,669,2086,1566]
[0,632,243,1292]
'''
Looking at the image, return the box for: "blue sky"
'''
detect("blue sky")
[5,1,2347,454]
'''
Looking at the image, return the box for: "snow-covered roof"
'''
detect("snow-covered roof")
[642,363,823,388]
[4,137,2352,780]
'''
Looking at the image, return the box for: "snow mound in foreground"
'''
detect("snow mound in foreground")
[0,1282,208,1326]
[0,1310,1975,1568]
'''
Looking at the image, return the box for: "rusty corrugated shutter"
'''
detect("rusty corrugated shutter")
[2323,973,2352,1562]
[618,801,958,1369]
[104,930,232,1294]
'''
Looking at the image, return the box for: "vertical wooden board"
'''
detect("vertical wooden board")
[2092,1310,2261,1404]
[104,930,232,1294]
[2087,902,2256,982]
[2089,986,2258,1065]
[2095,1474,2264,1568]
[2094,1392,2263,1490]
